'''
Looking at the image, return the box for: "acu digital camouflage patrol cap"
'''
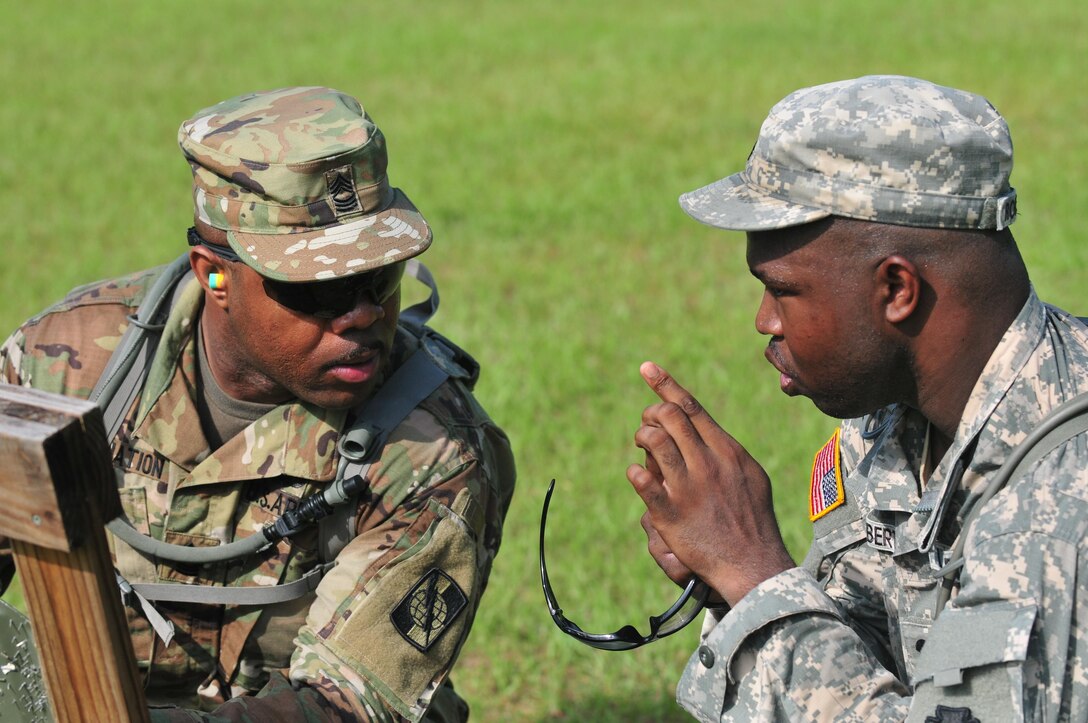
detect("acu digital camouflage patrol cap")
[681,75,1018,232]
[179,86,431,281]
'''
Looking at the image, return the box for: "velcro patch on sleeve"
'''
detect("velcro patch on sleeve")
[326,490,479,720]
[809,429,845,521]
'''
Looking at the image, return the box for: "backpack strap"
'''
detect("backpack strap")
[935,391,1088,613]
[89,253,193,441]
[400,258,440,330]
[128,564,331,606]
[319,330,475,562]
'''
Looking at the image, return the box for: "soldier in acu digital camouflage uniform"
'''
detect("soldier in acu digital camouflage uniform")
[624,76,1088,721]
[0,86,516,722]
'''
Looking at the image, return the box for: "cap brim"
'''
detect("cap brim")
[679,173,830,232]
[228,187,432,281]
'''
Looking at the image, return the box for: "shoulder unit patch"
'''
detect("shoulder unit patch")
[809,429,845,521]
[390,567,468,653]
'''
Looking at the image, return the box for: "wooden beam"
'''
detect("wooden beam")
[0,385,147,722]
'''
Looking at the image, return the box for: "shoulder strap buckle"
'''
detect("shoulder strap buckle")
[420,328,479,388]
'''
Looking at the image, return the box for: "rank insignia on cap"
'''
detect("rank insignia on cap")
[390,568,467,653]
[809,429,845,521]
[325,165,363,218]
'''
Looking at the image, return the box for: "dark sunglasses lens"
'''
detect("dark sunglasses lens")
[265,263,405,318]
[264,281,337,317]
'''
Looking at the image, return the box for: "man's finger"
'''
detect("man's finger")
[641,512,693,585]
[635,363,731,443]
[634,424,685,476]
[627,463,667,508]
[645,449,662,479]
[640,362,720,436]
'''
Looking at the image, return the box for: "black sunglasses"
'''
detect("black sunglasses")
[187,226,404,319]
[539,479,711,651]
[261,263,405,319]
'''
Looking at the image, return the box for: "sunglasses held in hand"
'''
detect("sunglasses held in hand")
[539,479,711,651]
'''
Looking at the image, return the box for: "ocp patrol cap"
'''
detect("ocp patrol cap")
[680,75,1018,232]
[179,86,431,282]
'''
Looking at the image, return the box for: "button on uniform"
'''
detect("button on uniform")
[698,645,715,668]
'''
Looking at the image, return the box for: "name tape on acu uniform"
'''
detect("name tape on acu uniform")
[112,438,167,480]
[865,514,896,553]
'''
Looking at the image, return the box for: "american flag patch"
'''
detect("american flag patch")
[809,429,844,521]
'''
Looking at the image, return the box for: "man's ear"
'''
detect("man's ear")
[189,247,230,310]
[876,254,921,324]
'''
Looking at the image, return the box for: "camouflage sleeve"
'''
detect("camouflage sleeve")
[0,327,27,386]
[676,567,910,722]
[0,267,157,396]
[147,672,334,722]
[288,451,495,722]
[146,672,472,723]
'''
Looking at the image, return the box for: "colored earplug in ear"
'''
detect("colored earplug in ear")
[208,272,224,290]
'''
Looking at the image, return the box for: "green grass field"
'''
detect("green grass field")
[2,1,1086,720]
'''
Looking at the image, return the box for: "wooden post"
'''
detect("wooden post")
[0,385,148,722]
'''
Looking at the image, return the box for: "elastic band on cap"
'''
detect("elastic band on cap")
[190,174,395,235]
[986,191,1018,231]
[744,156,1017,230]
[187,227,242,262]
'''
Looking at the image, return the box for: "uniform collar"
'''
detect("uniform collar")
[855,404,926,515]
[131,277,346,486]
[910,290,1046,552]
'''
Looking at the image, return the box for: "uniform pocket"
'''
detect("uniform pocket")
[883,560,942,683]
[113,487,158,583]
[803,518,866,582]
[909,602,1037,722]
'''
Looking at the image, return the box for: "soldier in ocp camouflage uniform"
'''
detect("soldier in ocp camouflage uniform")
[0,86,515,721]
[624,76,1088,721]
